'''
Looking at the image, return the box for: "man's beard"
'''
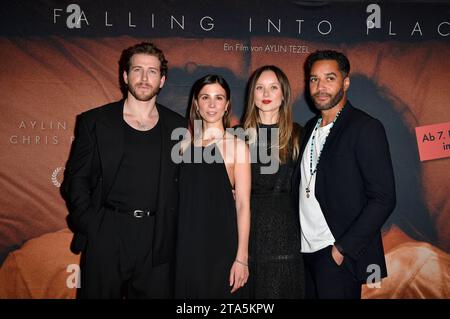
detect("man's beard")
[312,86,344,111]
[128,82,160,102]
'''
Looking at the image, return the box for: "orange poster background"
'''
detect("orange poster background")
[0,2,449,299]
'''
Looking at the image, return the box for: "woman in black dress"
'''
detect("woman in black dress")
[242,65,304,298]
[175,75,251,298]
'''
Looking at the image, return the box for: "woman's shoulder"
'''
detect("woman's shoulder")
[224,131,248,147]
[227,125,248,141]
[221,132,250,163]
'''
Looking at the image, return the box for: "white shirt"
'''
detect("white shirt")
[299,122,335,253]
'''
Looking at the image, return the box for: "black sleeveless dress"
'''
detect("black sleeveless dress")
[248,123,305,299]
[175,143,244,299]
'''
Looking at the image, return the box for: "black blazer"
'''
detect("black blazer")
[292,101,396,281]
[61,100,187,266]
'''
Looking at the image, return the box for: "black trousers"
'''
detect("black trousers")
[78,207,172,299]
[303,245,361,299]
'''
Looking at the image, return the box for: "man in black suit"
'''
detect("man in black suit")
[62,42,187,298]
[293,50,396,298]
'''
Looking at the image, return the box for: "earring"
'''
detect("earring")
[224,109,228,115]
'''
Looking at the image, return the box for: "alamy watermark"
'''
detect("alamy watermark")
[171,120,280,174]
[66,264,81,289]
[366,263,382,288]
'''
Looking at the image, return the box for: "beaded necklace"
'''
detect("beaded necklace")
[305,106,344,198]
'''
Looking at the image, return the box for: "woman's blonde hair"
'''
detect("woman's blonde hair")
[243,65,300,163]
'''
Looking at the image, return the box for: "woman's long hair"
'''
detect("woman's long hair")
[243,65,300,163]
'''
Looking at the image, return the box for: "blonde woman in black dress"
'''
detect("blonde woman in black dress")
[243,65,304,298]
[175,74,251,298]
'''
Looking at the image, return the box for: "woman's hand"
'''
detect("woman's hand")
[229,260,249,293]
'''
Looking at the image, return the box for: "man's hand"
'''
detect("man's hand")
[332,245,344,266]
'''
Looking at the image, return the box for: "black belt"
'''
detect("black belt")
[103,203,155,218]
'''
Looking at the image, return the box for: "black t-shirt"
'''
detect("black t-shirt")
[108,119,161,211]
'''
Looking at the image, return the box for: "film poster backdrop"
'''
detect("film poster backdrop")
[0,0,449,299]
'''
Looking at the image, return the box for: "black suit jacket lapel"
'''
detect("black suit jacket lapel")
[314,102,353,197]
[155,104,170,213]
[96,100,125,199]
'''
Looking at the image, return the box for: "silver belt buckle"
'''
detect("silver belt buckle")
[133,209,145,218]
